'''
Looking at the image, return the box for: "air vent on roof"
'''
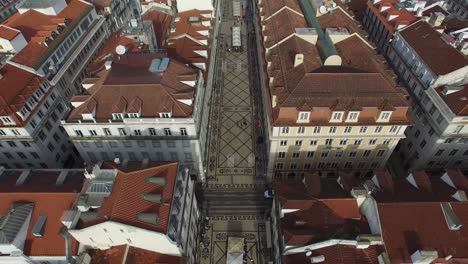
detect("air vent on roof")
[147,176,167,187]
[136,213,160,225]
[141,193,164,204]
[32,215,47,237]
[56,171,68,186]
[16,169,31,186]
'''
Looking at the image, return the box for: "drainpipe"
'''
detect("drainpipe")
[60,227,74,264]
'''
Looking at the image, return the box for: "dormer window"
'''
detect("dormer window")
[330,112,344,122]
[128,113,139,118]
[377,111,392,122]
[1,116,14,125]
[160,113,171,118]
[297,112,310,123]
[17,108,30,120]
[34,89,44,101]
[346,112,360,122]
[112,113,124,120]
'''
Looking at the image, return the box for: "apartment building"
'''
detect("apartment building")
[87,0,134,31]
[0,0,110,100]
[0,0,19,23]
[387,20,468,175]
[0,167,86,263]
[176,0,214,13]
[61,51,210,178]
[257,0,410,180]
[0,0,115,168]
[69,161,200,264]
[445,0,468,20]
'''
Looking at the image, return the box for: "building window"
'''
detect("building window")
[307,151,314,158]
[325,139,333,145]
[21,141,31,147]
[354,139,362,145]
[149,128,157,135]
[280,140,287,146]
[346,112,359,122]
[89,130,97,136]
[375,126,383,133]
[428,127,435,136]
[118,128,127,136]
[436,114,443,124]
[331,112,344,122]
[321,151,329,158]
[389,125,398,133]
[295,140,302,146]
[339,139,347,145]
[454,125,464,134]
[281,127,289,134]
[415,130,420,138]
[160,113,171,118]
[369,139,377,145]
[445,138,454,143]
[164,128,172,136]
[313,127,321,134]
[349,150,357,157]
[167,141,176,148]
[363,150,371,157]
[378,111,392,122]
[180,128,187,136]
[298,112,309,122]
[329,127,337,133]
[103,128,112,136]
[376,150,385,157]
[112,113,124,120]
[435,149,444,156]
[335,150,343,158]
[383,139,391,145]
[11,129,20,136]
[278,152,286,158]
[310,140,317,145]
[75,130,83,137]
[449,149,459,156]
[359,126,368,133]
[420,140,426,148]
[290,163,297,169]
[134,129,142,136]
[128,113,139,118]
[344,126,352,133]
[297,127,305,134]
[292,152,300,158]
[275,162,284,169]
[304,163,311,169]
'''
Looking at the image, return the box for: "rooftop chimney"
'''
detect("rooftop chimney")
[429,12,445,27]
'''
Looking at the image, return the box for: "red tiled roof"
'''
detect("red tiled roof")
[281,199,364,246]
[0,25,20,40]
[79,162,178,234]
[67,52,198,120]
[366,0,418,34]
[142,10,173,47]
[399,20,468,76]
[0,193,80,256]
[378,202,468,262]
[435,84,468,116]
[0,64,46,121]
[0,169,85,193]
[283,244,384,264]
[89,245,185,263]
[3,0,92,68]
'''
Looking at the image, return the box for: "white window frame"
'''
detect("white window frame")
[160,113,171,118]
[377,111,392,122]
[346,111,359,122]
[297,112,310,123]
[330,111,344,122]
[128,113,139,118]
[112,113,124,120]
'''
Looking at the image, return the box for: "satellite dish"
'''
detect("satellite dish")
[115,45,127,55]
[319,5,327,14]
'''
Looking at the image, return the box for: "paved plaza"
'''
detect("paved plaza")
[198,0,270,263]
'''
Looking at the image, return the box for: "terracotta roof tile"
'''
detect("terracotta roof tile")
[378,202,468,262]
[283,244,384,264]
[366,0,418,34]
[399,21,468,76]
[79,162,178,234]
[0,25,20,40]
[142,10,173,47]
[435,84,468,116]
[67,52,198,120]
[88,245,185,263]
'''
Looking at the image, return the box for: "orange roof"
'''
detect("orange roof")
[0,25,20,40]
[88,245,185,264]
[378,202,468,262]
[3,0,92,68]
[67,52,197,120]
[79,162,178,234]
[142,10,172,47]
[366,0,418,34]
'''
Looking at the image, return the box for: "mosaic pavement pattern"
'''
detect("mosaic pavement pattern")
[198,216,267,264]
